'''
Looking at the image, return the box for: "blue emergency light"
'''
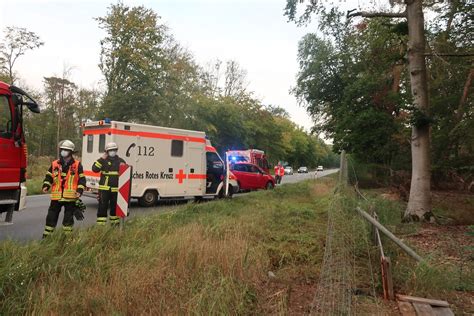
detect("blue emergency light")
[104,118,111,123]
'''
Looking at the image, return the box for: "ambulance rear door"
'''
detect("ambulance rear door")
[186,142,206,196]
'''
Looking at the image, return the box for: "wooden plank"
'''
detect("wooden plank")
[396,294,449,307]
[398,301,417,316]
[413,302,435,316]
[356,207,424,262]
[433,307,455,316]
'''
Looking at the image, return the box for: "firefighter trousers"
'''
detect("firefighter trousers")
[275,175,282,184]
[43,200,75,237]
[97,190,119,226]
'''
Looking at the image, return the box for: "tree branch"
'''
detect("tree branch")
[424,52,474,57]
[347,9,407,19]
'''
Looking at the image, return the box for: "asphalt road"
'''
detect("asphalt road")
[0,168,338,242]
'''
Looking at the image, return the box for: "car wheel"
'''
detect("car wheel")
[266,181,274,190]
[138,190,158,207]
[217,185,232,198]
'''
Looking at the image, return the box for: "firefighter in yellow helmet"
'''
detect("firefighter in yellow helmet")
[41,140,86,237]
[92,142,126,226]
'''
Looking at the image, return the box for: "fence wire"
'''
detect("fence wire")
[311,172,382,315]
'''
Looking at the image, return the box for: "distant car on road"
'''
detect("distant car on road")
[317,166,324,171]
[230,162,276,191]
[298,166,308,173]
[284,166,293,175]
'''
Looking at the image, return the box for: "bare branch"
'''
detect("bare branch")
[424,52,474,57]
[347,9,406,19]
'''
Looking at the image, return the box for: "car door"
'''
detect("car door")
[248,165,264,189]
[231,164,249,190]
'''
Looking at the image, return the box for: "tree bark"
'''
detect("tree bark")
[403,0,433,222]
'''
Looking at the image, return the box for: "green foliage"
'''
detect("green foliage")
[2,3,336,168]
[288,1,473,183]
[295,19,410,165]
[93,2,334,167]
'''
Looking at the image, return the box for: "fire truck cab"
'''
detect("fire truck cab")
[81,120,239,206]
[0,81,40,224]
[226,149,270,173]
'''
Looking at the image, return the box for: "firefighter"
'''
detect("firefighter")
[92,142,126,226]
[274,162,284,185]
[42,140,86,237]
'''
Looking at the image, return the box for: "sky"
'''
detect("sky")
[0,0,324,130]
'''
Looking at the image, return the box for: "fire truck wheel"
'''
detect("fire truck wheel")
[138,190,158,207]
[266,182,275,190]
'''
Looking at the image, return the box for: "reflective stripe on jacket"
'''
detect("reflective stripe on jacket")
[50,160,80,200]
[92,156,126,191]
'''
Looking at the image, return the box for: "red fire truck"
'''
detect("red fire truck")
[0,81,40,224]
[226,149,270,173]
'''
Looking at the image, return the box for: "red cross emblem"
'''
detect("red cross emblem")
[176,169,187,184]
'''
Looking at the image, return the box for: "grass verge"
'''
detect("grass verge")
[1,178,334,315]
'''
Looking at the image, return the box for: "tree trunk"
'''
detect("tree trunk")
[403,0,433,222]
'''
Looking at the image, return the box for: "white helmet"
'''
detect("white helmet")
[59,140,75,151]
[105,142,118,152]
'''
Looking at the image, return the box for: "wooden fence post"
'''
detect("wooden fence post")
[381,256,395,300]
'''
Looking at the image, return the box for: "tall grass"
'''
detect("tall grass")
[350,188,473,313]
[0,179,334,315]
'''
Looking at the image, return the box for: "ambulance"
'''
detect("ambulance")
[81,120,239,206]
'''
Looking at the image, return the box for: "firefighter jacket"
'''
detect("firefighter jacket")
[92,156,126,192]
[42,158,86,201]
[274,166,284,176]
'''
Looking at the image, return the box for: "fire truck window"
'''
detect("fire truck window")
[87,135,94,153]
[171,140,183,157]
[99,134,106,152]
[0,96,12,139]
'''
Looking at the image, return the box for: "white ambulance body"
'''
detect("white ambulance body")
[81,120,238,206]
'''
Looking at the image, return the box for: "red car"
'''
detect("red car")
[230,162,276,191]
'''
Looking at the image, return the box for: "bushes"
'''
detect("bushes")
[25,156,52,195]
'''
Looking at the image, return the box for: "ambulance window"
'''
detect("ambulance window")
[99,134,106,152]
[206,152,223,169]
[171,140,183,157]
[87,135,94,153]
[0,96,12,139]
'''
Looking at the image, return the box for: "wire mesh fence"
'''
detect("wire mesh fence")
[310,185,383,315]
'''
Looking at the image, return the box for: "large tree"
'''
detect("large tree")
[97,3,168,123]
[286,0,436,222]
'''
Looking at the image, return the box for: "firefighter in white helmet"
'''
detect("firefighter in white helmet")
[92,142,126,226]
[41,140,86,237]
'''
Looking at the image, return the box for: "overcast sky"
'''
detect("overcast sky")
[0,0,324,130]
